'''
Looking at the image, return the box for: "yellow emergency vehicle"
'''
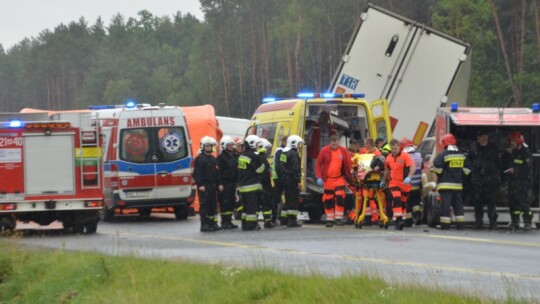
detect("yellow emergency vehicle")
[248,93,392,221]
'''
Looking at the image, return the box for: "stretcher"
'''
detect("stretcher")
[352,154,389,229]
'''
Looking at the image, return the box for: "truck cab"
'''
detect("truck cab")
[249,93,392,221]
[424,104,540,228]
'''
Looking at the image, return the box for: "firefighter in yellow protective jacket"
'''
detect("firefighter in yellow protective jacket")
[430,134,471,230]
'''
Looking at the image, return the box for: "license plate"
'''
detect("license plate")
[125,191,149,198]
[0,193,24,201]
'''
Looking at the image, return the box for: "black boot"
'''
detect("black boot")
[489,213,498,230]
[325,221,334,228]
[335,218,344,226]
[394,217,404,230]
[456,222,464,231]
[509,214,520,231]
[287,215,302,228]
[404,218,413,228]
[474,216,483,230]
[221,215,238,229]
[413,211,423,226]
[264,221,275,229]
[200,218,214,232]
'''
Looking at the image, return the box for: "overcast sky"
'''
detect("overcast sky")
[0,0,204,50]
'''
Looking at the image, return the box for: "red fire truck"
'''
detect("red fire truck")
[423,104,540,228]
[0,112,103,233]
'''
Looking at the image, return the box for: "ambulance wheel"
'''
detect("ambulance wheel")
[100,206,116,222]
[139,208,151,217]
[85,221,98,234]
[174,206,188,220]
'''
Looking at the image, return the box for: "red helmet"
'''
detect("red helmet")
[509,132,525,145]
[399,137,413,150]
[441,133,457,147]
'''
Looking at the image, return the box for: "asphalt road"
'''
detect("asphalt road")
[4,214,540,302]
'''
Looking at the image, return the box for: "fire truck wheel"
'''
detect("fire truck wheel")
[0,218,16,234]
[174,206,188,220]
[85,221,98,234]
[72,223,84,234]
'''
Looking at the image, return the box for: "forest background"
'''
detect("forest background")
[0,0,538,118]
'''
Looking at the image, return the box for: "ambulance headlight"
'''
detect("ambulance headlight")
[9,120,23,128]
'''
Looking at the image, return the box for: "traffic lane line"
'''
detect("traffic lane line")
[100,230,540,282]
[300,225,540,248]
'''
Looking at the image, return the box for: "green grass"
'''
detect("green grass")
[0,243,528,304]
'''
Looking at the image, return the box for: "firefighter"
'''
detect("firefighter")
[255,138,275,228]
[381,138,415,230]
[504,132,533,231]
[316,135,353,227]
[193,136,223,232]
[468,129,501,230]
[430,134,471,230]
[272,135,288,225]
[216,136,239,230]
[280,135,305,228]
[400,138,423,226]
[232,137,244,218]
[237,135,265,231]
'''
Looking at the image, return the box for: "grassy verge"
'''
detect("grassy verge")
[0,243,525,304]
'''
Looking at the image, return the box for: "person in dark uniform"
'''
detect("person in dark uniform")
[272,135,288,225]
[237,135,265,231]
[431,134,471,230]
[468,129,501,229]
[193,136,223,232]
[280,135,305,228]
[217,136,239,229]
[255,138,275,228]
[504,132,533,231]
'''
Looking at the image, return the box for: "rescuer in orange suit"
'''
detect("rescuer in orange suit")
[316,135,353,227]
[381,138,415,230]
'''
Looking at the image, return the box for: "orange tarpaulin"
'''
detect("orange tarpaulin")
[180,105,223,212]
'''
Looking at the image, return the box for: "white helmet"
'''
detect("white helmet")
[220,135,235,151]
[245,135,260,149]
[200,136,217,148]
[286,135,305,149]
[256,138,272,152]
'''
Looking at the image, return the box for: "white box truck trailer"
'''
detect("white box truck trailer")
[330,3,471,142]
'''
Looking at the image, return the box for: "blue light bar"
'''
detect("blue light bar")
[88,105,116,110]
[125,99,137,109]
[323,93,336,98]
[262,97,276,103]
[9,120,23,128]
[297,92,315,98]
[532,103,539,113]
[450,102,458,112]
